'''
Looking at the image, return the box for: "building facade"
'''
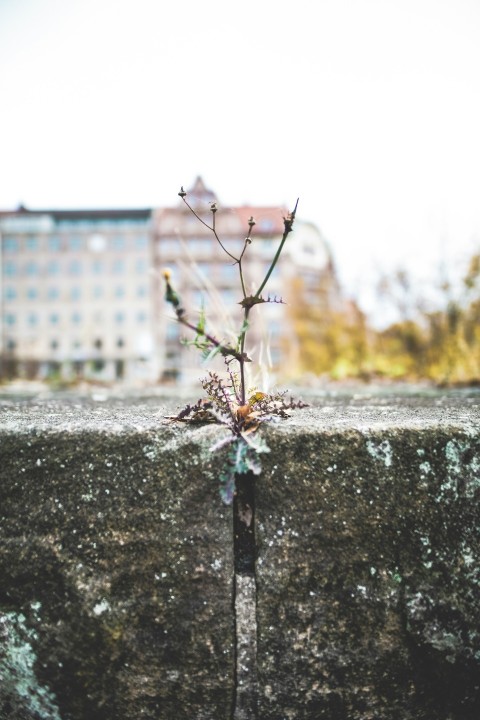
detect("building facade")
[0,207,155,381]
[0,178,340,384]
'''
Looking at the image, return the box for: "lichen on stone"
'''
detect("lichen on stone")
[0,609,62,720]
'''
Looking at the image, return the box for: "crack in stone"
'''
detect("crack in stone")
[233,472,258,719]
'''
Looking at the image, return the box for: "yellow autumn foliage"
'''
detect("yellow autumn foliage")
[288,253,480,385]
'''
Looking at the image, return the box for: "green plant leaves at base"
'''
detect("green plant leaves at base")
[218,436,270,505]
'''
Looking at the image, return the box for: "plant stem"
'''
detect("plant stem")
[254,198,299,299]
[239,308,250,405]
[182,198,239,263]
[178,315,245,363]
[238,236,252,300]
[176,192,298,408]
[236,199,298,403]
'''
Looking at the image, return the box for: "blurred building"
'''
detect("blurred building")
[0,177,341,384]
[0,207,155,381]
[154,177,341,383]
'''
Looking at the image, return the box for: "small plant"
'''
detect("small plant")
[164,187,307,503]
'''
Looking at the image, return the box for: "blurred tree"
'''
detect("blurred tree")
[288,250,480,386]
[287,275,371,379]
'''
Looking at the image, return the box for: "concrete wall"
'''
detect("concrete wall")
[0,393,479,719]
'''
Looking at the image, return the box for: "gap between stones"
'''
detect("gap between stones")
[232,471,258,720]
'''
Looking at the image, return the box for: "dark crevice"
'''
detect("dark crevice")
[232,471,258,719]
[233,471,256,576]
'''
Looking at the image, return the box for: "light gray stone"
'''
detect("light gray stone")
[1,390,480,720]
[256,398,480,719]
[0,402,234,720]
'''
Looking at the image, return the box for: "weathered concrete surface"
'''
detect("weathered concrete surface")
[0,402,234,720]
[1,390,480,720]
[256,397,480,720]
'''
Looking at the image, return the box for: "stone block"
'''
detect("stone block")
[0,403,234,720]
[1,393,480,720]
[256,401,480,719]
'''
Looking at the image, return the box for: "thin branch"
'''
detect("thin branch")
[238,259,247,299]
[226,363,242,404]
[181,197,239,263]
[238,308,251,405]
[177,315,248,363]
[254,198,299,299]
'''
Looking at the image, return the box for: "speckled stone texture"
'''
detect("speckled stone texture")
[0,401,234,720]
[1,390,480,720]
[256,397,480,720]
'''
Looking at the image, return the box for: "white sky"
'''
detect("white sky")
[1,0,479,313]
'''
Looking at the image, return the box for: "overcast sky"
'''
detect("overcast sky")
[1,0,479,313]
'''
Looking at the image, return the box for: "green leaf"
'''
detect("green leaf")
[219,465,235,504]
[202,344,222,362]
[240,431,270,455]
[197,304,206,335]
[245,446,262,475]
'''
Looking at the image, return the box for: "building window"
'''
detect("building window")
[48,236,61,251]
[269,320,282,338]
[114,285,125,298]
[6,339,16,351]
[25,261,39,276]
[137,285,147,298]
[69,260,82,275]
[114,311,125,324]
[137,311,147,323]
[187,238,215,255]
[259,218,274,232]
[50,313,60,325]
[72,312,82,324]
[117,337,125,348]
[220,289,235,305]
[112,259,125,274]
[70,286,81,301]
[25,236,39,251]
[195,262,211,278]
[135,258,148,274]
[112,236,125,250]
[93,285,103,299]
[27,287,38,300]
[50,339,59,350]
[135,235,148,249]
[88,234,107,253]
[159,237,181,255]
[3,237,19,252]
[4,286,16,301]
[220,264,236,282]
[166,323,179,340]
[28,313,38,326]
[47,287,60,300]
[4,261,17,276]
[47,260,60,275]
[69,235,83,251]
[193,290,205,308]
[92,260,104,275]
[5,313,16,326]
